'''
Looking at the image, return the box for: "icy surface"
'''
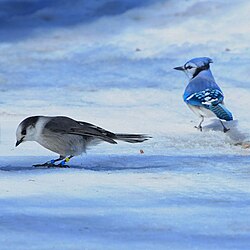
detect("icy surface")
[0,0,250,249]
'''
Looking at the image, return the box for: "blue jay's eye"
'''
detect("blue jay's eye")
[186,65,193,69]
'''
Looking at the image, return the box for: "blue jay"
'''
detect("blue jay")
[174,57,233,132]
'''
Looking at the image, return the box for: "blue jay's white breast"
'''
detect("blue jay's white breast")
[187,104,216,118]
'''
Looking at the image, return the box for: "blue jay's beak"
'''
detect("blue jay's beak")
[174,66,185,71]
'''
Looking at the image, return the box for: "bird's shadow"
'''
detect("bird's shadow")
[203,119,250,144]
[0,155,173,172]
[1,154,250,173]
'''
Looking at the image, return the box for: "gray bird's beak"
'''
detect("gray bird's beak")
[15,137,24,147]
[174,66,185,71]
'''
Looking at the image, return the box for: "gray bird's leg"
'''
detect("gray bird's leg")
[57,155,74,168]
[195,116,204,131]
[33,155,65,167]
[220,120,230,133]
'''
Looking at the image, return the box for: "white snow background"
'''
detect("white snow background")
[0,0,250,249]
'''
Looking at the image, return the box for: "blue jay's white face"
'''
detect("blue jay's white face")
[183,62,198,79]
[174,57,213,80]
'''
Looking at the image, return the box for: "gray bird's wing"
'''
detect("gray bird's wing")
[44,116,117,144]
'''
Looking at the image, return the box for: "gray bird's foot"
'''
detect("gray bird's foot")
[33,163,70,168]
[194,125,202,132]
[33,156,72,168]
[56,162,70,168]
[33,162,56,168]
[56,157,72,168]
[54,159,71,168]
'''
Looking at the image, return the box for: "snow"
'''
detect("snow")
[0,0,250,249]
[1,155,250,250]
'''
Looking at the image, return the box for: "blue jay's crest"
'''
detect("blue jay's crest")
[185,57,213,68]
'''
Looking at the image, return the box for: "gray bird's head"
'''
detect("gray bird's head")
[16,116,39,147]
[174,57,213,79]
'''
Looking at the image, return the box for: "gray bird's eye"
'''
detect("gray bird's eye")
[21,129,26,135]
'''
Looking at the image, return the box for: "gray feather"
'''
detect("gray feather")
[44,116,117,144]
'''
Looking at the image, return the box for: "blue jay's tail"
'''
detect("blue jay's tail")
[209,103,233,121]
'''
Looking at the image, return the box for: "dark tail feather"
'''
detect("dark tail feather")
[115,134,150,143]
[209,103,233,121]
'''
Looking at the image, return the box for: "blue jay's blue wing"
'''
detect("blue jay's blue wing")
[183,77,223,101]
[184,89,233,121]
[184,88,224,107]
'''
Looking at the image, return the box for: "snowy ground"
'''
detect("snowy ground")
[1,0,250,249]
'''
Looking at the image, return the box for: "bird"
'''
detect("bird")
[174,57,233,132]
[16,116,150,167]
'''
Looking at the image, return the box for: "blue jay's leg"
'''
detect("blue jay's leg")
[57,155,74,168]
[195,116,204,131]
[219,120,230,133]
[33,155,65,167]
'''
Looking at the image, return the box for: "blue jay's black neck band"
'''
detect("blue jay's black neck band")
[193,64,210,78]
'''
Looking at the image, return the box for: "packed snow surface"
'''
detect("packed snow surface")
[0,0,250,249]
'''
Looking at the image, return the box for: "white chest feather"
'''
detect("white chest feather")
[187,104,215,118]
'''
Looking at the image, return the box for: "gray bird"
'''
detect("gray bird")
[16,116,149,167]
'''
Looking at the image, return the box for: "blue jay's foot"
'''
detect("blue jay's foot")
[194,125,202,132]
[220,121,230,133]
[195,116,204,132]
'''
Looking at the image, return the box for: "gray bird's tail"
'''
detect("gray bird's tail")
[209,103,233,121]
[115,134,150,143]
